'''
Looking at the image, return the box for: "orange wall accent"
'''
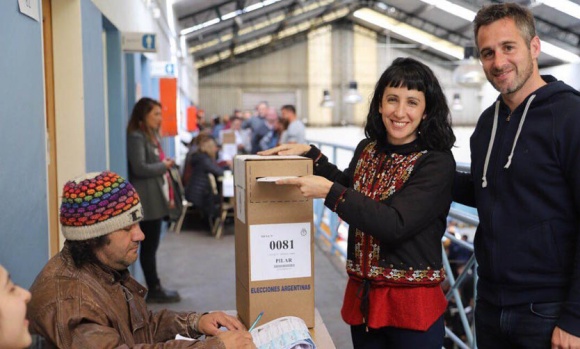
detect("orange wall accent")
[159,78,177,136]
[187,106,198,131]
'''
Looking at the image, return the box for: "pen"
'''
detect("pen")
[248,311,264,332]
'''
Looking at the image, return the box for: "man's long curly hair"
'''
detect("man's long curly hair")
[67,235,110,268]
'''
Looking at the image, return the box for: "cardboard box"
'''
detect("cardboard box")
[234,155,315,328]
[220,131,238,161]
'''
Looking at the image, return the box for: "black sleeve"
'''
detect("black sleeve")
[201,155,225,177]
[304,140,369,187]
[324,151,455,244]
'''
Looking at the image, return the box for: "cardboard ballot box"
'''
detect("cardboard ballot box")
[234,155,314,328]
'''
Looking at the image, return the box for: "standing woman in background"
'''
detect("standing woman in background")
[127,97,180,303]
[261,57,456,348]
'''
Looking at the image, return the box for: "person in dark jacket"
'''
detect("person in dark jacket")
[261,57,456,349]
[452,3,580,348]
[184,134,229,226]
[127,97,180,303]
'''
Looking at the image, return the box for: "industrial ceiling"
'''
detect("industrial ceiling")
[172,0,580,77]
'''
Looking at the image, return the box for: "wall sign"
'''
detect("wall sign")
[18,0,40,22]
[151,61,176,77]
[121,32,157,53]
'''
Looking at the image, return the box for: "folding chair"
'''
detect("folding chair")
[208,173,235,239]
[167,166,194,234]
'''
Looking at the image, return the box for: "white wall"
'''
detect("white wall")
[199,40,310,122]
[540,63,580,89]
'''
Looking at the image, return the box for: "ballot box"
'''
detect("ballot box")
[234,155,315,328]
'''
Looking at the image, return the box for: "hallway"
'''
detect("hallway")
[148,217,354,348]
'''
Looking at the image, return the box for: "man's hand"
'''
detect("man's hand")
[198,312,246,336]
[257,143,311,156]
[552,326,580,349]
[217,330,256,349]
[276,175,333,199]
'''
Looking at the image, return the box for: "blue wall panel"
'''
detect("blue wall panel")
[0,1,49,288]
[103,17,128,178]
[82,0,107,172]
[140,56,152,98]
[126,53,139,118]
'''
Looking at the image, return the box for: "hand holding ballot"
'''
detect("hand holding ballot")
[258,143,311,156]
[275,175,333,199]
[259,143,332,199]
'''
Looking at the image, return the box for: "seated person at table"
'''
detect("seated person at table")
[27,171,254,349]
[185,135,230,225]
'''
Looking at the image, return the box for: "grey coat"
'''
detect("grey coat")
[127,130,169,221]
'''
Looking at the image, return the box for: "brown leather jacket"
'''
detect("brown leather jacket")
[27,244,225,349]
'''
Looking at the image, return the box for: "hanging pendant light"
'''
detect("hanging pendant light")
[344,81,363,104]
[451,93,464,111]
[320,90,335,108]
[453,47,486,87]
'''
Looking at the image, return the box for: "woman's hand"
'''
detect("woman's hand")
[276,175,333,199]
[258,143,311,156]
[163,158,175,169]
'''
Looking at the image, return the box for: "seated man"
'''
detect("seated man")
[27,171,255,349]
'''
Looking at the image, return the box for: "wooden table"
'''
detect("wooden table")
[309,308,336,349]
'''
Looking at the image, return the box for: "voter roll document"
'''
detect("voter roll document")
[249,222,312,281]
[251,316,316,349]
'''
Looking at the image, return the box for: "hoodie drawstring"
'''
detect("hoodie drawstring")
[482,102,500,188]
[481,95,536,188]
[504,95,535,169]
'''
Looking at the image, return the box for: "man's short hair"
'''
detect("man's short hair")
[281,105,296,114]
[473,3,536,49]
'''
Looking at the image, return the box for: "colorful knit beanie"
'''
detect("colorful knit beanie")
[60,171,143,240]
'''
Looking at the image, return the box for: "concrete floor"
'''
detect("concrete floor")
[148,216,354,349]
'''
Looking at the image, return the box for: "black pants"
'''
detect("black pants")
[139,219,162,288]
[351,315,444,349]
[475,298,560,349]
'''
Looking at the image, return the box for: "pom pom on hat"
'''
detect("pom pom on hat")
[60,171,143,240]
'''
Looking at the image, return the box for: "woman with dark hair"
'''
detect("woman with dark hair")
[260,57,456,348]
[126,97,180,303]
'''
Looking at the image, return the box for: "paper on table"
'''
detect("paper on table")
[251,316,316,349]
[256,176,299,182]
[175,334,198,341]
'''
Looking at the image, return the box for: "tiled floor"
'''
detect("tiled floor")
[148,217,353,349]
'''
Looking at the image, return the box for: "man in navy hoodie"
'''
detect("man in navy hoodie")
[453,3,580,348]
